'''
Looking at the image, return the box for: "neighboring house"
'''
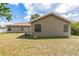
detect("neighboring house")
[31,13,71,37]
[7,22,31,33]
[0,26,7,33]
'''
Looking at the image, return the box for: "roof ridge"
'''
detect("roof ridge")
[7,22,31,27]
[31,12,71,23]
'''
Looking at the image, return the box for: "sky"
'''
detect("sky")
[0,0,79,25]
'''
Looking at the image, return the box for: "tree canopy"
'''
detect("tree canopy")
[71,22,79,35]
[0,3,12,21]
[71,22,79,30]
[30,14,40,21]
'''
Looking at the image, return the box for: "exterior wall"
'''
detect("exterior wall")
[31,15,71,37]
[7,26,30,33]
[0,27,7,33]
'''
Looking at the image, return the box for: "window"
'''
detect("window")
[35,24,41,32]
[21,27,24,31]
[8,27,11,31]
[64,25,68,32]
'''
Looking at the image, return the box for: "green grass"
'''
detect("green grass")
[0,33,79,56]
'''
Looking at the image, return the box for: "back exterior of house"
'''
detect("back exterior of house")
[7,23,31,33]
[6,13,71,37]
[31,13,71,37]
[0,27,7,33]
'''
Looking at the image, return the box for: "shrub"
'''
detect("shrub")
[71,22,79,35]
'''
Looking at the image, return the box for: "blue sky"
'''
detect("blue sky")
[7,3,27,22]
[0,3,28,24]
[0,2,79,25]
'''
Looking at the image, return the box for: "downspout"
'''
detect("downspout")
[30,23,31,39]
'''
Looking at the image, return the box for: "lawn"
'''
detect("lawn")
[0,33,79,56]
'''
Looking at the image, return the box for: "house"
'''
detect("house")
[31,13,71,37]
[0,25,7,33]
[7,22,31,33]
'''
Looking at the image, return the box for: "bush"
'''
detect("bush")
[71,22,79,35]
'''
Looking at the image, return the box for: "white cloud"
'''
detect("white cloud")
[1,0,79,4]
[1,0,79,21]
[3,0,79,16]
[0,22,5,27]
[39,14,44,16]
[62,15,68,18]
[23,3,54,21]
[23,4,33,21]
[55,4,78,13]
[67,13,78,17]
[0,22,13,26]
[9,3,20,5]
[73,14,79,16]
[9,3,79,15]
[15,16,19,18]
[62,13,79,20]
[23,3,79,21]
[24,15,31,21]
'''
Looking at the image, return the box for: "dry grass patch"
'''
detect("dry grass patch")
[0,33,79,56]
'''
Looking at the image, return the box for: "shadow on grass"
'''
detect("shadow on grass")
[17,34,69,40]
[17,34,31,39]
[72,34,79,36]
[34,36,69,39]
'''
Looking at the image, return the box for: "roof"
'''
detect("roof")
[0,25,6,28]
[0,26,6,28]
[7,22,31,27]
[31,12,71,23]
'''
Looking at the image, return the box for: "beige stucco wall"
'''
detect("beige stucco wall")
[0,27,7,33]
[31,15,71,37]
[7,26,30,33]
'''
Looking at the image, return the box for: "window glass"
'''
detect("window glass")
[21,27,24,31]
[35,24,41,32]
[64,25,68,32]
[8,27,11,31]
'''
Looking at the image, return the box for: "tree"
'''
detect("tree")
[0,3,12,21]
[30,14,40,21]
[71,22,79,35]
